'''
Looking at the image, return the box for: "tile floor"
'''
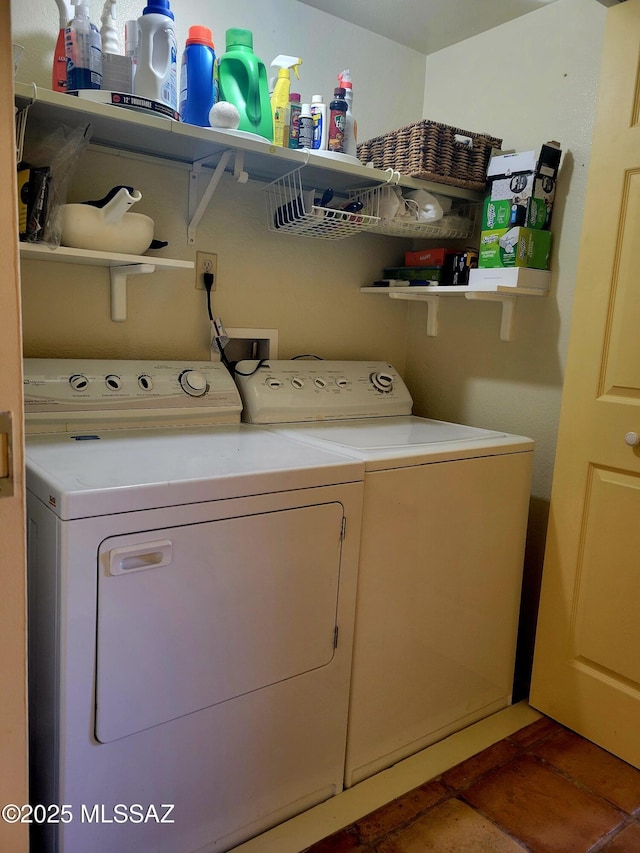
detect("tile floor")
[303,717,640,852]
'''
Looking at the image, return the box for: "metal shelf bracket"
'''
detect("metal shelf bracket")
[465,291,518,341]
[110,263,155,322]
[188,149,249,245]
[389,290,440,337]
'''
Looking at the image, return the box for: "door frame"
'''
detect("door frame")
[0,5,29,851]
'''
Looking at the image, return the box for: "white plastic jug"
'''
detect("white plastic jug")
[133,0,177,111]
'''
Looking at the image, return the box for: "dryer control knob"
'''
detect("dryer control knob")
[291,377,305,389]
[69,373,89,391]
[370,371,394,393]
[179,370,208,397]
[138,374,154,391]
[105,374,122,391]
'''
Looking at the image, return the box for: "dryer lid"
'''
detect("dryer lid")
[25,424,364,519]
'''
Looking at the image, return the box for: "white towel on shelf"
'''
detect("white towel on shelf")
[402,189,444,222]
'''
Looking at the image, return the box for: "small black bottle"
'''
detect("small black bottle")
[328,87,348,153]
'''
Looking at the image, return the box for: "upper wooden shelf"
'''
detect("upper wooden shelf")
[14,83,483,200]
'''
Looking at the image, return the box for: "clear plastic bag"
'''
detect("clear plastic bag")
[21,122,92,246]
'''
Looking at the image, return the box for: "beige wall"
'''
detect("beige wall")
[13,0,426,366]
[20,147,409,365]
[414,0,606,696]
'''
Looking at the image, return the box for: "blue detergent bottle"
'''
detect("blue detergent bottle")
[217,28,273,140]
[180,25,217,126]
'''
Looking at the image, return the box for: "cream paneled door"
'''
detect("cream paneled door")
[530,0,640,768]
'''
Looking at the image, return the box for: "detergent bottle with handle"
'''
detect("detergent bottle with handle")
[269,55,302,146]
[134,0,178,111]
[217,29,273,140]
[180,26,217,126]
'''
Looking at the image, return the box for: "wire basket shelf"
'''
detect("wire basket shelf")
[263,168,380,240]
[352,185,480,240]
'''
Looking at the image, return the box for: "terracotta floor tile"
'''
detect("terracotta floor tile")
[355,779,448,843]
[442,739,520,791]
[464,754,624,853]
[375,798,527,853]
[532,729,640,815]
[507,716,564,749]
[598,820,640,851]
[304,827,368,853]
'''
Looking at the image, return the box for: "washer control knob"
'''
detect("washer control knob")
[138,374,153,391]
[335,377,349,388]
[291,377,305,389]
[370,371,394,393]
[625,431,640,447]
[105,374,122,391]
[179,370,208,397]
[314,377,327,389]
[69,374,89,391]
[266,377,283,389]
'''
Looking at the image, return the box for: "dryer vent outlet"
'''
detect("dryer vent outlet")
[211,328,279,363]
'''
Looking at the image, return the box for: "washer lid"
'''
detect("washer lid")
[25,424,363,519]
[270,416,535,469]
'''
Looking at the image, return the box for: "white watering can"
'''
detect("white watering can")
[60,186,156,255]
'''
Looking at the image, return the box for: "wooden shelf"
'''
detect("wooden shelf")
[15,83,482,201]
[361,269,550,340]
[19,243,194,322]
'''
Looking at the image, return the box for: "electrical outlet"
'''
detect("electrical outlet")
[195,251,218,290]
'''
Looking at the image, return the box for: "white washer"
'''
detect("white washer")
[236,360,535,788]
[24,358,364,853]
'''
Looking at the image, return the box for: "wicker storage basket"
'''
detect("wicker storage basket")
[357,120,502,191]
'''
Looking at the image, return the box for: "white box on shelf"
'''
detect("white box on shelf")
[468,267,550,292]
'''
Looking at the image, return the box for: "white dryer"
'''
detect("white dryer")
[23,358,364,853]
[236,360,534,788]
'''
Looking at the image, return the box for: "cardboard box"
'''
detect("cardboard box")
[482,142,562,231]
[478,227,551,269]
[386,251,478,285]
[17,167,30,236]
[404,248,452,267]
[468,267,550,291]
[384,266,444,284]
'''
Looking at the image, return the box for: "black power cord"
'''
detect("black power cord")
[203,271,234,374]
[203,271,215,322]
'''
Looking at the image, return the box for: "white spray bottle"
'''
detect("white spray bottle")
[64,0,103,91]
[53,0,72,91]
[100,0,121,53]
[338,69,358,157]
[101,0,135,92]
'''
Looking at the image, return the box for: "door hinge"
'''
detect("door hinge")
[0,412,14,498]
[333,625,339,649]
[340,517,346,540]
